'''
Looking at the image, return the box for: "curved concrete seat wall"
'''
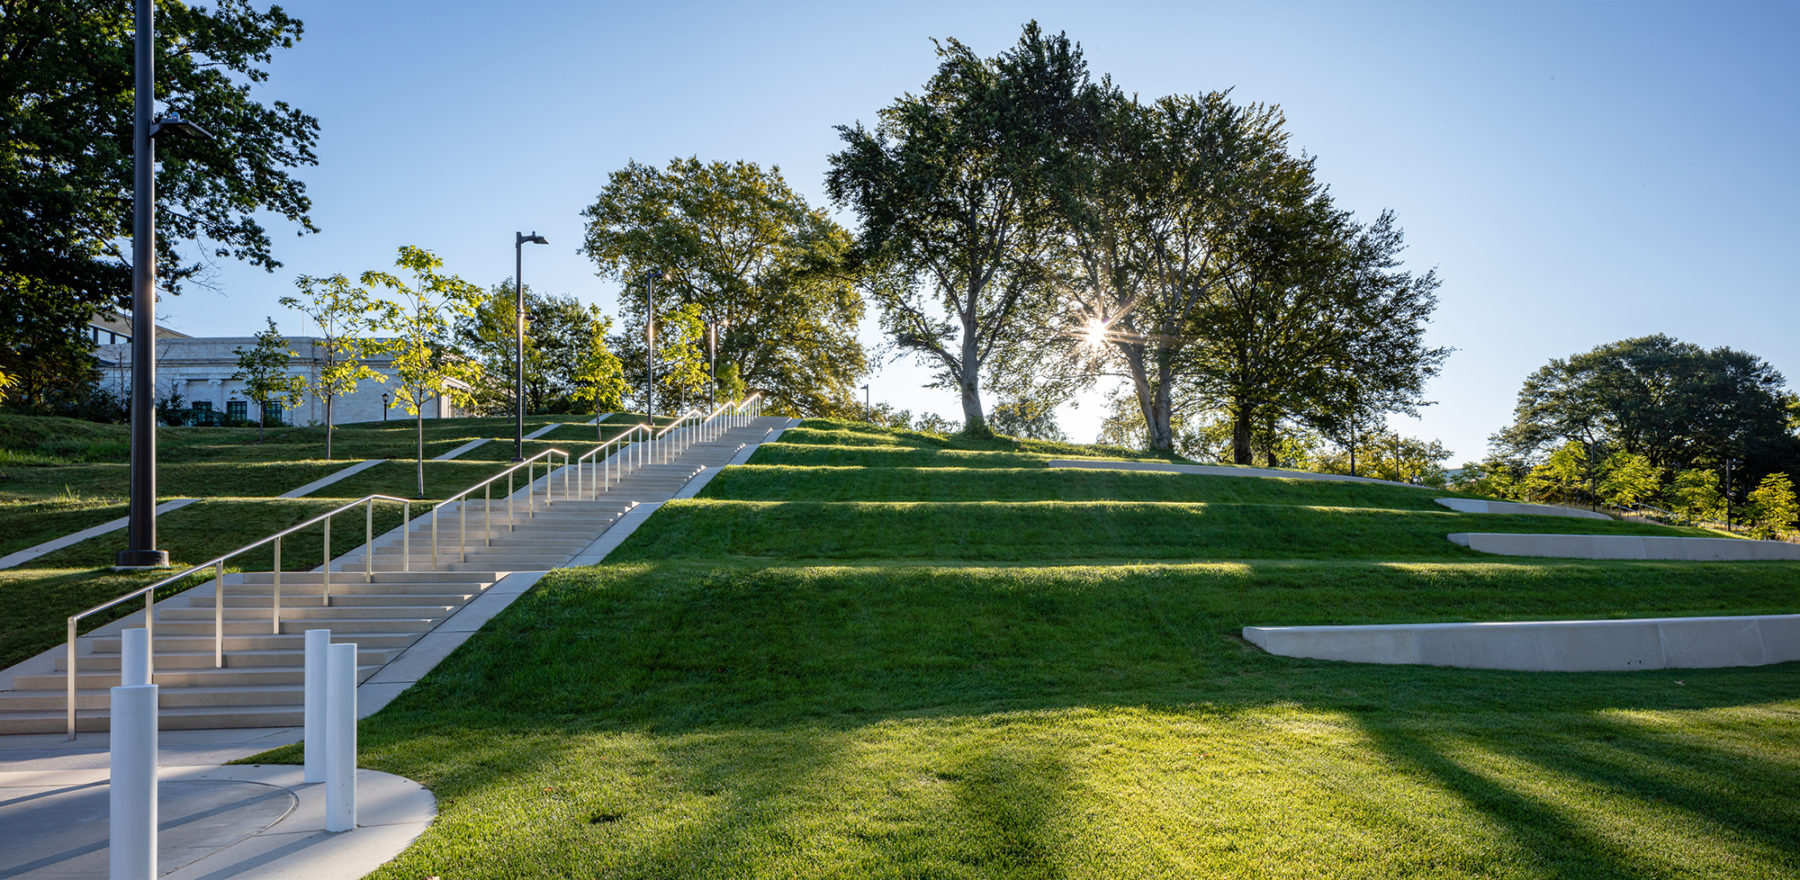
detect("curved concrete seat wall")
[1448,532,1800,561]
[1435,498,1612,520]
[1047,459,1428,489]
[1244,614,1800,672]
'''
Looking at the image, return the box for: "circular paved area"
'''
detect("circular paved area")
[0,778,295,878]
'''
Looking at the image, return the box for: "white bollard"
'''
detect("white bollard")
[120,628,150,687]
[304,629,329,783]
[325,641,357,832]
[109,683,157,880]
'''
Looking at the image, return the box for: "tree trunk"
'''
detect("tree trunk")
[958,327,985,433]
[324,393,334,460]
[415,410,424,499]
[1126,347,1174,452]
[1231,404,1254,465]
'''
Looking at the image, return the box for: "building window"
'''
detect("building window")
[193,401,212,413]
[262,401,282,426]
[227,400,247,421]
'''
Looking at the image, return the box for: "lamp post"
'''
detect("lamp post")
[118,0,213,569]
[862,384,871,423]
[707,318,729,411]
[644,271,667,424]
[381,392,389,422]
[513,231,548,462]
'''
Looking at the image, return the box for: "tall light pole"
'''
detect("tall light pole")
[644,271,667,424]
[513,231,547,462]
[863,384,871,423]
[118,0,211,569]
[707,318,729,411]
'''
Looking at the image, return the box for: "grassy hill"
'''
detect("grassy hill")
[264,419,1800,880]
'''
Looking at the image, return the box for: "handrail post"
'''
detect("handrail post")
[273,537,282,635]
[213,560,226,668]
[528,461,536,519]
[364,500,374,578]
[485,484,492,547]
[508,471,515,532]
[460,496,468,563]
[402,501,411,573]
[66,618,77,739]
[322,515,332,607]
[431,508,439,570]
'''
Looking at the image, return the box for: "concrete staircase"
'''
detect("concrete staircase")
[0,415,790,735]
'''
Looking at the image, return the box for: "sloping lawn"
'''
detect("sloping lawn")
[242,420,1800,879]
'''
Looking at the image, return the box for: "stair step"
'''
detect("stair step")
[160,605,459,621]
[93,632,419,653]
[193,594,474,608]
[13,665,380,691]
[2,683,309,711]
[61,647,398,671]
[149,618,436,636]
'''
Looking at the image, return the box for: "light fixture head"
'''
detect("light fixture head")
[150,114,214,141]
[517,231,548,246]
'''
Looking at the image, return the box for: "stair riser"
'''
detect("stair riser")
[196,583,495,596]
[60,648,396,671]
[13,667,377,690]
[5,688,306,711]
[236,572,500,585]
[149,619,435,636]
[160,606,459,621]
[194,595,474,608]
[92,633,416,652]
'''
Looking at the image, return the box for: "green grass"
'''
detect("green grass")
[226,418,1800,878]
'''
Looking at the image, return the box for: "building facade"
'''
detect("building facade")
[96,335,464,426]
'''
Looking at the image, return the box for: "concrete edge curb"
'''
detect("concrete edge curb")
[279,459,383,499]
[1447,532,1800,561]
[1433,497,1611,520]
[430,438,489,461]
[1046,458,1432,489]
[0,498,199,571]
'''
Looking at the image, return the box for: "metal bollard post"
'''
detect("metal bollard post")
[325,641,357,832]
[110,683,158,880]
[304,629,329,783]
[121,628,151,687]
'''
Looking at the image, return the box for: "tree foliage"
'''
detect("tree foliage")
[827,23,1094,431]
[582,158,865,417]
[281,275,386,458]
[570,313,627,437]
[231,317,303,441]
[363,246,482,497]
[456,284,614,415]
[0,0,319,403]
[1747,473,1797,540]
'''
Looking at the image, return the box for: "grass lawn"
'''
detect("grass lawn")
[232,418,1800,879]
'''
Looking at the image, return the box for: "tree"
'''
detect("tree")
[231,317,305,441]
[456,284,611,414]
[281,275,386,459]
[1058,89,1293,453]
[1747,473,1797,540]
[827,23,1095,432]
[1316,427,1450,486]
[363,247,483,498]
[1451,456,1526,501]
[988,397,1068,441]
[1523,442,1590,506]
[582,158,866,417]
[0,1,319,402]
[1496,335,1794,479]
[1596,450,1660,509]
[1669,468,1725,526]
[570,313,628,439]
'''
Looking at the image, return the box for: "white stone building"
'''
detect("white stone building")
[96,334,464,426]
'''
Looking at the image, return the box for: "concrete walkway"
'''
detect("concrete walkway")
[0,413,794,878]
[278,460,383,499]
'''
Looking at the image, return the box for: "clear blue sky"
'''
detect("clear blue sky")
[179,0,1800,462]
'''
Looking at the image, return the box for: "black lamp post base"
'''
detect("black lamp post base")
[113,549,170,570]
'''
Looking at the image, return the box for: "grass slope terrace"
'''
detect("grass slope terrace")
[238,419,1798,879]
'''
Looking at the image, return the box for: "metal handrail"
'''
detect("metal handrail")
[64,493,412,738]
[575,423,652,497]
[430,447,571,567]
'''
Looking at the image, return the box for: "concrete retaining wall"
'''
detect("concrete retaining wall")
[1435,498,1611,520]
[1244,614,1800,672]
[1048,459,1428,488]
[1448,532,1800,561]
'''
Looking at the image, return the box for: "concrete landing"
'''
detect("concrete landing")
[1435,498,1611,520]
[1048,458,1429,488]
[0,731,433,880]
[1244,613,1800,672]
[1448,532,1800,560]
